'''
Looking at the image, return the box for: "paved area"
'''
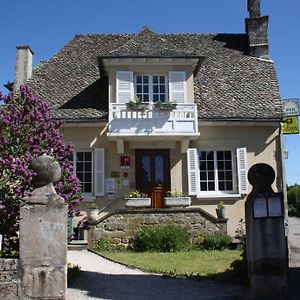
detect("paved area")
[67,250,248,300]
[288,217,300,299]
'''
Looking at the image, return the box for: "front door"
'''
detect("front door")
[135,149,170,208]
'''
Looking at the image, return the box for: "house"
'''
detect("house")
[10,0,283,239]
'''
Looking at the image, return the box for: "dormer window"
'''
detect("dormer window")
[136,75,167,102]
[116,71,187,104]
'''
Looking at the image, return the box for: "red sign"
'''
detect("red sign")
[120,156,130,168]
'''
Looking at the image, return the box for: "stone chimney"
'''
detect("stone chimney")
[14,45,34,90]
[245,0,269,59]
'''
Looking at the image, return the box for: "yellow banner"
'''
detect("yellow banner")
[282,116,299,134]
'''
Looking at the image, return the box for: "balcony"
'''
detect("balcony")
[107,103,200,152]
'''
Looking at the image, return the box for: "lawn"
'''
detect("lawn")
[97,250,243,279]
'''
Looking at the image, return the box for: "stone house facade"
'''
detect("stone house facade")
[9,0,283,237]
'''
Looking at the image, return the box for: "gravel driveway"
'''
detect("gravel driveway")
[67,250,248,300]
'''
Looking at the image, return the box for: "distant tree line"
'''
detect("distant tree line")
[288,184,300,216]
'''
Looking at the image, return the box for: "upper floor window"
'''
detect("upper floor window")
[135,75,167,102]
[116,71,187,104]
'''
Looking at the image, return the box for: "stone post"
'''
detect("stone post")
[19,155,67,299]
[246,163,288,300]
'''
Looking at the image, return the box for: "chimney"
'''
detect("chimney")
[14,45,34,90]
[245,0,269,59]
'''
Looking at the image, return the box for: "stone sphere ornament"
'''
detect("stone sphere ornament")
[30,155,62,188]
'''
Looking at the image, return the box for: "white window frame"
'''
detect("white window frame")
[198,149,238,197]
[134,74,168,102]
[73,150,95,201]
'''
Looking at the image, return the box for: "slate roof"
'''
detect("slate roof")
[28,27,282,121]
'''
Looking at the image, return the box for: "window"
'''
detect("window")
[135,75,166,102]
[75,151,92,193]
[199,150,233,192]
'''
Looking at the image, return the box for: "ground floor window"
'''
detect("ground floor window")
[74,151,92,193]
[199,150,233,192]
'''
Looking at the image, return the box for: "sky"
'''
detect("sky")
[0,0,299,185]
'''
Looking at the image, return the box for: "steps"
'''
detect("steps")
[68,240,88,251]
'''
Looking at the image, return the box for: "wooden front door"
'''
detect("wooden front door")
[135,149,170,208]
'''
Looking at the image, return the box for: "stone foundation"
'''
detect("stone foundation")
[0,259,21,300]
[88,208,227,249]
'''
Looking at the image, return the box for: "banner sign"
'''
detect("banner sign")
[283,98,299,117]
[282,116,299,135]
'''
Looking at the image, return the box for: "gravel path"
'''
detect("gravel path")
[67,250,248,300]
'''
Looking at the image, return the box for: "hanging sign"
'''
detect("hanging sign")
[283,98,299,117]
[282,116,299,135]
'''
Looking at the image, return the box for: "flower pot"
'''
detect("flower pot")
[164,197,191,208]
[125,198,151,208]
[216,208,225,218]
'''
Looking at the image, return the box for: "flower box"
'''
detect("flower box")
[125,198,151,208]
[154,101,177,111]
[126,102,149,111]
[164,197,191,208]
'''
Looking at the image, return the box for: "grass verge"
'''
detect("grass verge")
[96,250,244,281]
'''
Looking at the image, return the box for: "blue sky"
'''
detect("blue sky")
[1,0,299,185]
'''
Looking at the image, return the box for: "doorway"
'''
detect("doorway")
[135,149,170,208]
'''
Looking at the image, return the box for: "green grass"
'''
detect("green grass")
[97,250,243,278]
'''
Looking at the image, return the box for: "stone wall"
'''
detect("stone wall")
[88,208,227,249]
[0,259,21,300]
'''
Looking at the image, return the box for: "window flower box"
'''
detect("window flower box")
[154,100,177,111]
[125,190,151,208]
[126,97,149,111]
[164,197,191,208]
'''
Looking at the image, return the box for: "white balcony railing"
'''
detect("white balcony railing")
[108,103,199,138]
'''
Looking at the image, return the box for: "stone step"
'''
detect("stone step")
[68,240,88,251]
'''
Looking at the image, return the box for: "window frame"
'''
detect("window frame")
[73,150,94,200]
[198,149,237,196]
[134,74,168,103]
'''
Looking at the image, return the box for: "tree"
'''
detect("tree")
[0,86,83,257]
[287,184,300,216]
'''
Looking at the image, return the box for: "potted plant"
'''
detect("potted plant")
[126,96,149,110]
[87,203,99,221]
[125,190,151,208]
[164,190,191,207]
[154,100,177,111]
[216,201,225,218]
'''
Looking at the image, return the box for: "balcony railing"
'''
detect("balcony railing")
[108,103,199,138]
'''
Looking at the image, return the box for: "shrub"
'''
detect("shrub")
[199,233,232,250]
[67,263,81,286]
[131,225,191,252]
[94,238,113,251]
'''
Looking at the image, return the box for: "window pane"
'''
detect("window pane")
[153,94,159,101]
[153,85,159,93]
[225,161,232,170]
[143,85,149,93]
[155,155,164,184]
[137,85,142,93]
[208,182,215,191]
[200,182,207,191]
[200,171,207,180]
[217,151,224,160]
[225,151,232,160]
[77,162,83,172]
[143,76,149,83]
[85,173,92,183]
[207,161,214,170]
[217,161,224,170]
[225,171,232,180]
[219,182,225,191]
[160,94,166,101]
[208,171,214,180]
[207,151,214,160]
[160,76,165,83]
[160,85,165,93]
[85,162,91,172]
[141,155,151,184]
[85,152,92,161]
[84,183,92,193]
[77,173,84,182]
[226,181,233,190]
[218,171,224,180]
[144,94,149,101]
[77,152,83,161]
[153,76,158,83]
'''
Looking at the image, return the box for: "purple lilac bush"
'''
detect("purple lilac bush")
[0,86,83,257]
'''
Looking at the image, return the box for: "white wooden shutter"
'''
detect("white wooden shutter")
[187,148,200,196]
[237,147,248,194]
[94,148,105,196]
[168,71,187,103]
[116,71,134,103]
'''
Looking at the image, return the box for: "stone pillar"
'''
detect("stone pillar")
[19,156,67,299]
[246,163,288,300]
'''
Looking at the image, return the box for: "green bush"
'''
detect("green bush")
[67,263,81,286]
[94,238,113,251]
[199,233,232,250]
[131,225,191,252]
